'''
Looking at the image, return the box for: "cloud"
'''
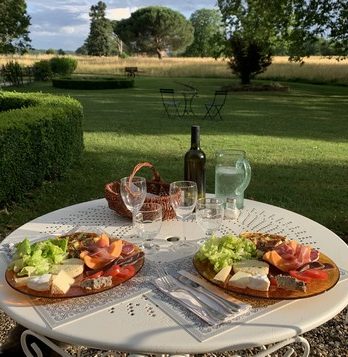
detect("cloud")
[106,7,138,21]
[26,0,218,50]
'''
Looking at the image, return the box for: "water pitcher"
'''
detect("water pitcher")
[215,149,251,209]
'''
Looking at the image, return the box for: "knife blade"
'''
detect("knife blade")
[178,270,251,310]
[178,275,242,313]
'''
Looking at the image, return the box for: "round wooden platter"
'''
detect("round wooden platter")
[5,241,144,299]
[193,252,340,299]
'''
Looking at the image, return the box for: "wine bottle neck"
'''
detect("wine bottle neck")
[191,126,200,149]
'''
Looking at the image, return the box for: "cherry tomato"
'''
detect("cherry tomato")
[117,265,136,279]
[289,270,312,283]
[302,269,328,280]
[269,275,277,286]
[104,264,121,277]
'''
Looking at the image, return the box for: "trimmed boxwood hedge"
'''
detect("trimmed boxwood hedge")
[0,91,84,206]
[52,76,134,90]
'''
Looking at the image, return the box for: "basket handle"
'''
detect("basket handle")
[129,162,161,183]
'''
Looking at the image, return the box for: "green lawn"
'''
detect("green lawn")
[1,77,347,242]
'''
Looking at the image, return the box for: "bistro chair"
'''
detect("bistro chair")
[204,90,227,120]
[160,88,182,119]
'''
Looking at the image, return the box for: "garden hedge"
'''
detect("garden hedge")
[0,91,84,206]
[52,76,134,90]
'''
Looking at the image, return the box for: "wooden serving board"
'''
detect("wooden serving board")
[5,240,144,299]
[193,253,340,299]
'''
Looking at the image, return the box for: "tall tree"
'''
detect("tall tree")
[113,6,194,59]
[0,0,31,53]
[218,0,347,84]
[85,1,117,56]
[185,9,225,57]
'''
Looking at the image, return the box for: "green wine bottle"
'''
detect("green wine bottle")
[184,125,206,198]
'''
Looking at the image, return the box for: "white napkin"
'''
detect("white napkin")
[155,276,250,325]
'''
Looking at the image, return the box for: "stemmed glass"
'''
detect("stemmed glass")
[196,197,224,245]
[120,176,147,237]
[134,203,163,254]
[169,180,198,250]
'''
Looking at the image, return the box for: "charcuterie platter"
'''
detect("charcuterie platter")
[5,232,144,298]
[193,232,340,299]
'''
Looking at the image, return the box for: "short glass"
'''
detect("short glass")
[196,197,224,243]
[134,203,163,253]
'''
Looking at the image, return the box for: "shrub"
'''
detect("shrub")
[50,57,78,76]
[52,76,134,90]
[0,91,84,206]
[1,61,23,86]
[33,60,52,81]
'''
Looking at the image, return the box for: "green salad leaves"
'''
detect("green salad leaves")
[196,234,257,272]
[9,238,68,277]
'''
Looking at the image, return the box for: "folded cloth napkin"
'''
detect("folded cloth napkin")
[154,276,251,325]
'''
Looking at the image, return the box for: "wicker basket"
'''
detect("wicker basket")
[105,162,178,220]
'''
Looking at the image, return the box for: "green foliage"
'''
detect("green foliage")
[185,9,225,58]
[32,60,52,81]
[49,57,78,76]
[0,91,83,205]
[0,0,31,53]
[1,61,23,86]
[85,1,118,56]
[52,76,134,90]
[114,6,194,59]
[46,48,56,55]
[229,36,272,85]
[218,0,347,64]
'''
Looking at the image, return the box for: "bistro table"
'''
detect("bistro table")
[0,198,347,357]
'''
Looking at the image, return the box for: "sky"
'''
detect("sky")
[26,0,218,51]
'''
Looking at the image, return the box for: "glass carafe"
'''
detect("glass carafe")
[215,149,251,209]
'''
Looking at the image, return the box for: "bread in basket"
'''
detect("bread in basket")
[105,162,178,220]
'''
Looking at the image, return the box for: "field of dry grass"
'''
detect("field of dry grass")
[0,54,347,84]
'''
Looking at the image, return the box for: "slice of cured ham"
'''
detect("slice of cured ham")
[263,240,319,272]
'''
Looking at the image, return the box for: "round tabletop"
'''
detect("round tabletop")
[0,198,347,354]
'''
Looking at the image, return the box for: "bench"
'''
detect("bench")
[125,67,138,77]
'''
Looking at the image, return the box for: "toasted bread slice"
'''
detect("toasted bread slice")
[240,232,287,252]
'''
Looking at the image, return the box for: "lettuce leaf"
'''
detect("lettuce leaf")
[8,237,68,276]
[196,234,257,272]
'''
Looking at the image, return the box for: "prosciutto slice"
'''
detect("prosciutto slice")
[263,240,319,272]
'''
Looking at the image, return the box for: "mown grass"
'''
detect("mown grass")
[0,77,347,243]
[1,54,348,85]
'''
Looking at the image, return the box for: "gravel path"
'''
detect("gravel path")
[0,308,346,356]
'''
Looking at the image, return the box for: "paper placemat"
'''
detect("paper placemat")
[146,257,348,342]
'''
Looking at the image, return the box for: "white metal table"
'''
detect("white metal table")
[0,198,347,356]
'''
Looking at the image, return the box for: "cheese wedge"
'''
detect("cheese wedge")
[51,258,84,278]
[51,270,75,295]
[233,259,269,276]
[228,271,251,289]
[213,265,232,283]
[27,274,52,291]
[247,274,270,291]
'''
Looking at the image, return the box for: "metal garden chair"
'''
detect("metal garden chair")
[204,90,228,120]
[160,88,182,119]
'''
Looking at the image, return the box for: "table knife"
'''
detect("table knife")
[178,270,251,310]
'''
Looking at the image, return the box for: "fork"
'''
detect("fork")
[156,265,227,323]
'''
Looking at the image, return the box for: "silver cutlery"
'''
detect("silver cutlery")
[177,275,242,314]
[155,265,227,324]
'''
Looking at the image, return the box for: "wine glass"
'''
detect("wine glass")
[196,197,224,244]
[134,203,163,254]
[169,181,198,250]
[120,176,147,236]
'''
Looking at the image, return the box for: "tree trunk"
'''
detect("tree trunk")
[156,48,162,59]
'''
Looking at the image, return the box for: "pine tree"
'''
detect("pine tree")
[85,1,115,56]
